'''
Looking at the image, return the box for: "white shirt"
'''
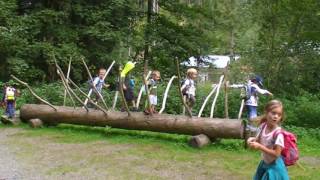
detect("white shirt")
[245,82,271,106]
[258,125,284,164]
[181,79,196,96]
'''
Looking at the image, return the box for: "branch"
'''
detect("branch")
[159,76,177,114]
[67,78,108,115]
[10,75,57,111]
[198,84,217,117]
[52,55,76,108]
[63,57,72,106]
[210,75,224,118]
[175,58,192,117]
[56,69,89,112]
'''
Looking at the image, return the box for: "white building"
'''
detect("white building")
[181,55,240,83]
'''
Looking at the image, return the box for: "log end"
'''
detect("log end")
[189,134,211,148]
[0,115,21,125]
[29,118,43,128]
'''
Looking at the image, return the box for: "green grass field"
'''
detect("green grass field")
[0,123,319,179]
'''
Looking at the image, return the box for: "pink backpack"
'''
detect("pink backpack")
[273,130,299,166]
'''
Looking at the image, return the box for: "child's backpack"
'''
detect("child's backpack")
[240,83,251,100]
[273,130,299,166]
[181,79,187,95]
[6,87,15,101]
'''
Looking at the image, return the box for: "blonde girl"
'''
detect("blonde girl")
[247,100,289,180]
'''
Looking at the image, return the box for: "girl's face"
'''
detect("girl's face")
[266,106,283,127]
[152,74,160,81]
[190,72,197,80]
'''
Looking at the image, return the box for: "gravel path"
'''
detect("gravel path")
[0,128,26,179]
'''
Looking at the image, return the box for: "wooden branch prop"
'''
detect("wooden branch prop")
[56,69,89,112]
[119,68,131,116]
[142,73,153,115]
[136,71,152,109]
[175,58,192,117]
[159,76,177,114]
[210,75,224,118]
[84,60,115,106]
[10,75,57,111]
[20,104,245,140]
[52,54,76,108]
[63,57,72,106]
[238,99,245,120]
[198,84,218,117]
[81,58,109,110]
[67,78,108,115]
[56,69,77,109]
[112,77,119,110]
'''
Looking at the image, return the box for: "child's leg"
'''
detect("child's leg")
[7,101,14,118]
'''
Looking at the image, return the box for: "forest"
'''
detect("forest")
[1,0,319,127]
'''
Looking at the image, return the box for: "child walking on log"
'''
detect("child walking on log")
[144,70,160,115]
[181,68,198,110]
[247,100,289,180]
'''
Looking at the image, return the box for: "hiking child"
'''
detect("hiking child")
[247,100,289,180]
[90,68,109,103]
[245,75,273,129]
[144,70,160,114]
[181,68,198,109]
[122,75,137,111]
[4,85,17,119]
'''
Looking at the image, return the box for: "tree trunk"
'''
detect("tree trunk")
[20,104,245,139]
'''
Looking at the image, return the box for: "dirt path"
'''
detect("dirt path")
[0,127,241,179]
[0,128,27,179]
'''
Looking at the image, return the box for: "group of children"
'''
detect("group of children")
[0,65,292,179]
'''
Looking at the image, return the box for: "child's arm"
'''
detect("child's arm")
[249,141,282,158]
[253,84,273,96]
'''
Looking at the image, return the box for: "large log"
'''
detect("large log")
[20,104,245,139]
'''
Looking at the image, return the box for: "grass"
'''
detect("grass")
[1,123,320,179]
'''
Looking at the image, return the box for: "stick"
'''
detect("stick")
[119,74,131,116]
[68,78,108,115]
[10,75,57,111]
[210,75,224,118]
[112,91,118,110]
[136,71,152,109]
[198,84,218,117]
[159,76,177,114]
[175,58,192,117]
[56,69,89,112]
[142,73,153,115]
[83,60,115,105]
[63,57,72,106]
[52,55,76,108]
[82,58,109,110]
[238,99,245,120]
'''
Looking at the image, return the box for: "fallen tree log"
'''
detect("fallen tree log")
[20,104,245,139]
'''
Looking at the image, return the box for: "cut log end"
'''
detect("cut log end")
[189,134,211,148]
[29,118,43,128]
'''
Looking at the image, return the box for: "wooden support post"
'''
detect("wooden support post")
[29,118,43,128]
[189,134,211,148]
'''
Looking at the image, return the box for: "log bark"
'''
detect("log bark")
[20,104,245,139]
[189,134,211,148]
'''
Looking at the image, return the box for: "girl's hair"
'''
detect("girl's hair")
[259,100,285,125]
[187,68,197,77]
